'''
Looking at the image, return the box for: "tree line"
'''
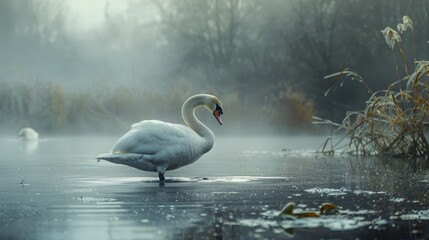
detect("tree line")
[0,0,427,133]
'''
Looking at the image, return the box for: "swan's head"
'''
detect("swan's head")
[206,96,223,125]
[183,94,224,126]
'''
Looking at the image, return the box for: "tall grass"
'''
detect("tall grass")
[315,16,429,158]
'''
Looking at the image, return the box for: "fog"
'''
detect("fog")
[1,0,428,135]
[2,3,429,238]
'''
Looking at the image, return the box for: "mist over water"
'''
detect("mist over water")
[1,0,428,134]
[1,136,429,239]
[2,1,429,239]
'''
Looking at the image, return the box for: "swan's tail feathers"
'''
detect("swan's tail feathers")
[96,152,143,163]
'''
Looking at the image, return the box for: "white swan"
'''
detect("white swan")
[19,128,39,141]
[97,94,223,181]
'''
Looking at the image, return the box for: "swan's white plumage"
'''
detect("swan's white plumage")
[110,121,206,170]
[97,94,223,181]
[19,128,39,141]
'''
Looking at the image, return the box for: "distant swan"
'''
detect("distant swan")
[97,94,223,182]
[19,128,39,141]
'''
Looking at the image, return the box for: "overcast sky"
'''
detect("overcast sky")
[64,0,129,31]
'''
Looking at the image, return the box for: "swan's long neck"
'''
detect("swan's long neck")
[182,95,215,147]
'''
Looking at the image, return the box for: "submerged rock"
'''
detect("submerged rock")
[278,202,339,219]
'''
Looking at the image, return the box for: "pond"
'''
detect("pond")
[0,136,428,239]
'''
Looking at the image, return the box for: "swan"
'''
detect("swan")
[18,128,39,141]
[96,94,223,182]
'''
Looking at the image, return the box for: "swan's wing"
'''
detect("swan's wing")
[130,119,165,130]
[111,120,198,155]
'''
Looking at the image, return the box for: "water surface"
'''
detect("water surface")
[0,136,428,239]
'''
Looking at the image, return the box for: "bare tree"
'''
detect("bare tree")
[155,0,260,86]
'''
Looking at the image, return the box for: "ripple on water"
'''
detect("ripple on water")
[75,176,289,185]
[400,209,429,220]
[240,149,318,158]
[304,187,386,196]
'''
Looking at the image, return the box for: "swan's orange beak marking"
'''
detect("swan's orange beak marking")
[213,104,223,125]
[213,110,223,125]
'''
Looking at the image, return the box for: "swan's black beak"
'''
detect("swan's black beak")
[213,104,223,125]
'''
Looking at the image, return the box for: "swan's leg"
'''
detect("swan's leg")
[157,166,166,182]
[158,172,165,182]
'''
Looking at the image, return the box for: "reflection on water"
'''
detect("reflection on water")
[20,140,39,153]
[0,136,428,239]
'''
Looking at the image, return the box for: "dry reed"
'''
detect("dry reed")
[315,16,429,158]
